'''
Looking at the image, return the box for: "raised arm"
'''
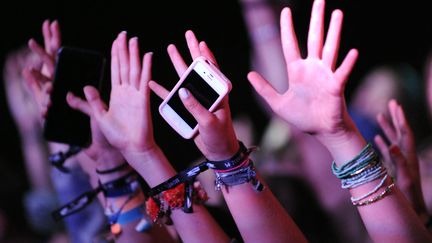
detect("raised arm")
[149,30,307,243]
[247,0,431,241]
[83,31,228,243]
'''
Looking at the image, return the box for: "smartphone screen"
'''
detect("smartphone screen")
[167,69,219,128]
[43,46,105,147]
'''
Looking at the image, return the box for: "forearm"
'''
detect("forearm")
[86,150,172,243]
[317,120,432,242]
[121,146,230,243]
[241,1,288,93]
[221,174,307,243]
[19,129,52,190]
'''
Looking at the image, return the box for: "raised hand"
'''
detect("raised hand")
[84,31,155,154]
[374,99,428,216]
[66,92,124,165]
[149,30,239,161]
[22,20,61,118]
[247,0,358,139]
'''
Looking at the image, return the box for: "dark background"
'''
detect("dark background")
[0,0,431,239]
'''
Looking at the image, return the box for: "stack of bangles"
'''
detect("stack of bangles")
[145,141,264,224]
[332,143,393,206]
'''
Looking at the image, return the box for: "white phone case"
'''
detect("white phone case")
[159,56,232,139]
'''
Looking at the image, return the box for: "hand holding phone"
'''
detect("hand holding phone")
[159,56,232,139]
[43,46,105,147]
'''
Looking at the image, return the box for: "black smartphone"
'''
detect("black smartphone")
[43,46,105,147]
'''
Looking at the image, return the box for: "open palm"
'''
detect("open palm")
[85,32,155,153]
[248,0,358,137]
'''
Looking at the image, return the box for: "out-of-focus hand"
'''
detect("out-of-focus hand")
[149,30,239,161]
[3,47,42,130]
[374,99,428,216]
[22,20,61,118]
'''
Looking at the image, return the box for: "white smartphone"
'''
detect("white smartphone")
[159,56,232,139]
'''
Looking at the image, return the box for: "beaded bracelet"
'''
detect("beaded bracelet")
[350,174,388,203]
[352,183,395,207]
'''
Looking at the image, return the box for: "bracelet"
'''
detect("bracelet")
[96,162,130,174]
[206,141,258,171]
[215,160,264,192]
[332,144,378,179]
[352,183,395,207]
[350,174,388,203]
[146,182,208,224]
[52,171,140,221]
[100,172,140,198]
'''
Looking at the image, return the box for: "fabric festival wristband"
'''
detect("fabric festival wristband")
[149,163,209,196]
[206,141,250,170]
[101,172,140,198]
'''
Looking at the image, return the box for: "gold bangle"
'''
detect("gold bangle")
[353,183,395,207]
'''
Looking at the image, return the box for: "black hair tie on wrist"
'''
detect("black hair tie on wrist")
[96,162,129,174]
[49,145,82,173]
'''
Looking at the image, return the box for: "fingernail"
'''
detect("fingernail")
[179,88,189,99]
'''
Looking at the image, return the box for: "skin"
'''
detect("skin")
[81,31,229,243]
[246,0,432,241]
[149,30,307,242]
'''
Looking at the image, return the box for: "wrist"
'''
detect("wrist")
[204,140,240,161]
[120,145,177,187]
[316,120,367,166]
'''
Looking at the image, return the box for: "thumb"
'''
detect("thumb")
[178,88,213,125]
[66,92,91,116]
[83,85,107,119]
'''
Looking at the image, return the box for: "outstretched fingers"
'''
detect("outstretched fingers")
[247,71,280,108]
[199,41,219,68]
[50,20,61,53]
[334,48,358,85]
[111,36,121,86]
[139,52,153,91]
[129,37,141,89]
[42,20,52,54]
[185,30,201,60]
[307,0,325,59]
[323,9,343,70]
[167,44,188,77]
[148,80,169,100]
[280,7,301,64]
[117,31,130,85]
